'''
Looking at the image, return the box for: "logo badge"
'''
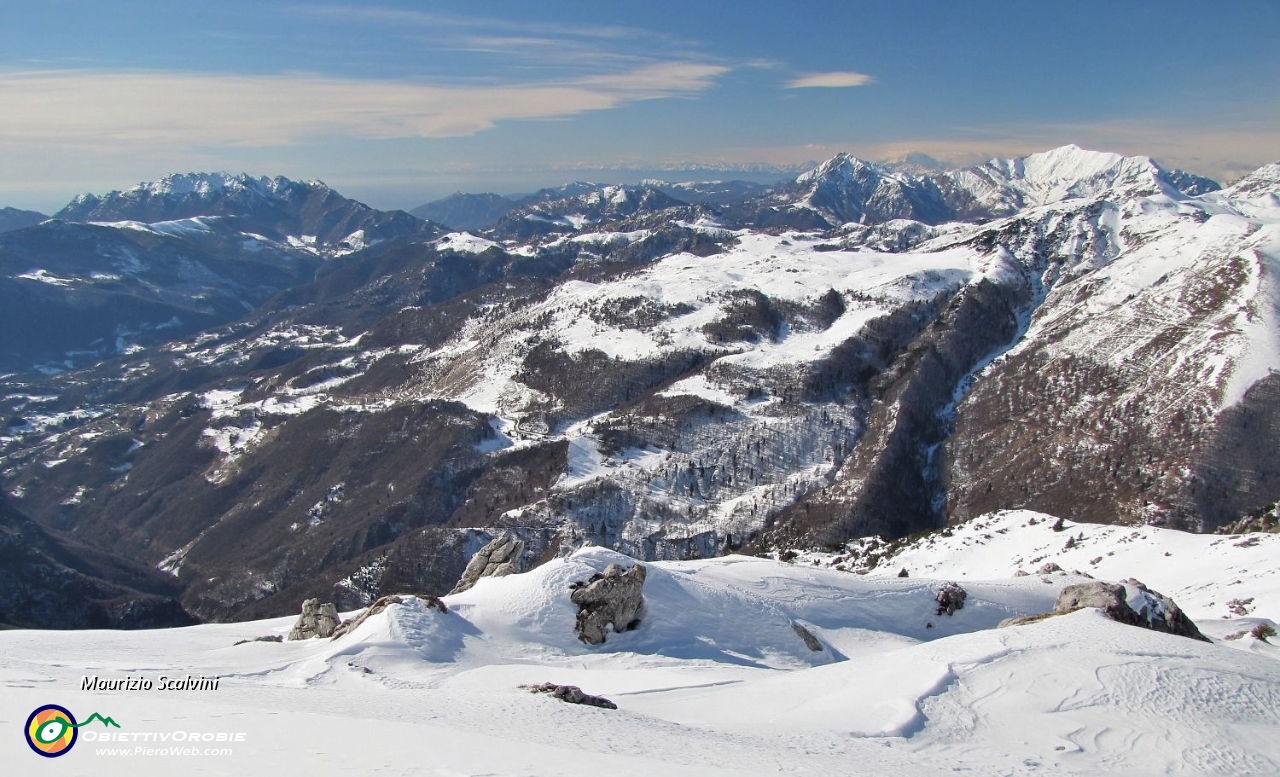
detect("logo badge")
[25,705,78,758]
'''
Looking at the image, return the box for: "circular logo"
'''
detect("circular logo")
[25,705,78,758]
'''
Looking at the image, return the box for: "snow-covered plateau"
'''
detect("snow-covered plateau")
[2,510,1278,776]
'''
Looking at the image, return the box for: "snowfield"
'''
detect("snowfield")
[3,520,1279,776]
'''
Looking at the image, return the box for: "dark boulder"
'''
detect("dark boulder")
[935,582,967,616]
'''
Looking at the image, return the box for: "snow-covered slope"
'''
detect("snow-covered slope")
[944,160,1280,529]
[779,152,951,226]
[2,150,1277,623]
[2,542,1277,775]
[800,509,1280,646]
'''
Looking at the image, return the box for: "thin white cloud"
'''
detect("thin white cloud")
[432,34,648,67]
[301,5,674,45]
[0,64,730,149]
[786,71,874,89]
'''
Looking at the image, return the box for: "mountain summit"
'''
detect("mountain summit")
[55,172,438,248]
[752,144,1215,230]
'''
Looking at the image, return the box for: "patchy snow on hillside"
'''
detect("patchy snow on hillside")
[436,231,500,253]
[2,541,1278,775]
[422,231,979,420]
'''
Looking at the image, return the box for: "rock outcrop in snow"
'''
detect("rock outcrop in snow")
[934,582,967,616]
[450,533,525,594]
[569,562,647,645]
[1002,579,1208,642]
[521,682,618,710]
[1051,582,1136,622]
[791,622,824,651]
[287,598,341,640]
[1117,578,1208,642]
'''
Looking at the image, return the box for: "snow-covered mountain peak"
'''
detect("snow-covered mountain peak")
[124,172,329,202]
[1223,161,1280,198]
[1017,143,1127,175]
[131,171,255,198]
[979,144,1169,204]
[795,152,885,186]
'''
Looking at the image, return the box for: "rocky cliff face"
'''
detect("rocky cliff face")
[1,148,1276,623]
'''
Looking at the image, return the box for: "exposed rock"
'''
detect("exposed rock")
[450,532,525,594]
[935,582,967,616]
[233,635,284,646]
[997,613,1053,629]
[1037,562,1063,574]
[330,594,447,640]
[791,622,824,651]
[569,563,647,645]
[521,682,617,710]
[897,568,909,578]
[1216,502,1280,535]
[317,603,340,636]
[1118,578,1208,642]
[1000,579,1210,641]
[1053,582,1143,625]
[287,598,342,640]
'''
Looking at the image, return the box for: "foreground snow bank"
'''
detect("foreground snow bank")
[2,539,1278,775]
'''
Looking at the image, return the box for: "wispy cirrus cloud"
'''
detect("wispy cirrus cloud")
[294,4,712,75]
[301,5,648,43]
[0,63,730,150]
[786,71,874,89]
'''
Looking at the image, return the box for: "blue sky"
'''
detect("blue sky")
[2,1,1277,211]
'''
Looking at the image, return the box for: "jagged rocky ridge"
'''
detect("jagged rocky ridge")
[1,146,1277,622]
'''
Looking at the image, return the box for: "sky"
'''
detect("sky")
[1,0,1278,212]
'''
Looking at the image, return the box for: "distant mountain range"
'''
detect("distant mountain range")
[1,145,1277,625]
[57,172,438,247]
[411,180,776,231]
[0,174,443,373]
